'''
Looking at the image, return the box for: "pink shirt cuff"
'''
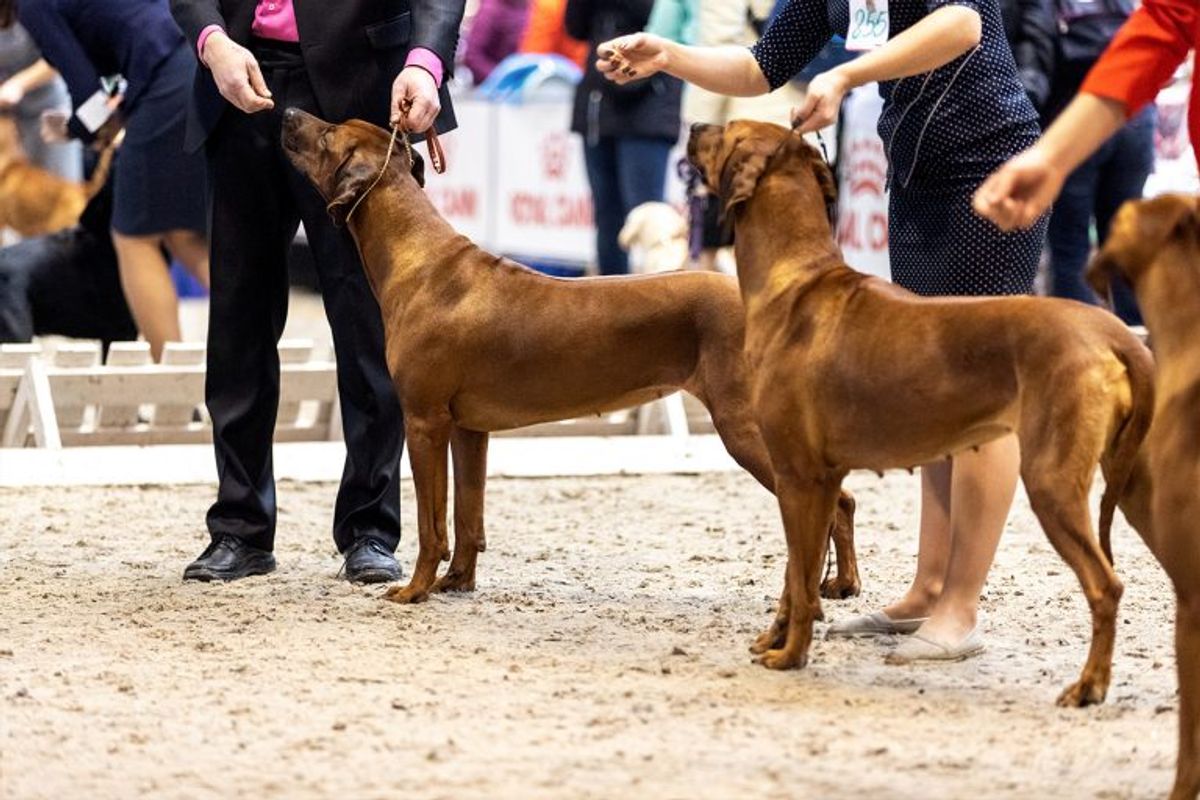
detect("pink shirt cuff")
[405,47,444,88]
[197,24,224,66]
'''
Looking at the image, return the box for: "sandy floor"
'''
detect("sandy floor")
[0,470,1179,799]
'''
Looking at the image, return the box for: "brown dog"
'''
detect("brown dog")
[1089,194,1200,800]
[688,120,1155,707]
[278,108,859,604]
[0,115,114,237]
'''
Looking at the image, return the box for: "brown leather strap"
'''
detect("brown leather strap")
[424,125,446,174]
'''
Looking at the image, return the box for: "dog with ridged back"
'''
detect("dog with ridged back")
[279,107,860,607]
[688,119,1154,710]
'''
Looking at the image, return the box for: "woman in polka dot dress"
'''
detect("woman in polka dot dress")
[598,0,1047,664]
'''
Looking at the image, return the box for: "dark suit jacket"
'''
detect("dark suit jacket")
[19,0,186,141]
[170,0,465,151]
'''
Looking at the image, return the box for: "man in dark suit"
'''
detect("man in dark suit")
[170,0,465,583]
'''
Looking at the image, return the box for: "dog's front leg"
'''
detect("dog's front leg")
[758,474,843,670]
[434,425,489,594]
[751,573,790,655]
[1172,592,1200,800]
[384,412,452,604]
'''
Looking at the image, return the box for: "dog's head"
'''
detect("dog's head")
[1087,194,1200,299]
[280,107,425,227]
[686,120,837,223]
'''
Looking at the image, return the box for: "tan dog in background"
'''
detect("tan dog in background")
[280,109,860,606]
[689,120,1155,709]
[0,115,114,237]
[619,201,737,275]
[619,201,689,273]
[1089,193,1200,800]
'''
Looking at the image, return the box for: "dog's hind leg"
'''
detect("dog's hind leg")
[434,425,488,594]
[1023,467,1123,707]
[384,411,452,604]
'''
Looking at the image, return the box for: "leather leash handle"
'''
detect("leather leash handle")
[396,98,447,175]
[424,125,446,175]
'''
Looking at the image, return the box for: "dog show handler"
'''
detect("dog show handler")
[596,0,1047,663]
[170,0,464,584]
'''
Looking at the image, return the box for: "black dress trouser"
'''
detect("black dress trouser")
[203,40,403,553]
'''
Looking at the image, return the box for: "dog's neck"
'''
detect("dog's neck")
[1138,252,1200,397]
[733,170,844,307]
[347,177,471,309]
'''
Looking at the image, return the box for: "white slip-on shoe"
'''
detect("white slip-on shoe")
[884,626,986,665]
[825,610,930,639]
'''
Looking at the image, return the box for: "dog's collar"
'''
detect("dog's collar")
[346,124,404,223]
[344,111,448,224]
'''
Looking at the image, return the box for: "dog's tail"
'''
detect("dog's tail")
[84,138,118,199]
[1098,335,1156,566]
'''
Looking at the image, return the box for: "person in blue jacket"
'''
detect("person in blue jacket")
[1,0,209,361]
[598,0,1047,664]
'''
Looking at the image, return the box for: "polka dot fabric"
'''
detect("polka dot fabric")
[889,185,1047,296]
[751,0,1045,296]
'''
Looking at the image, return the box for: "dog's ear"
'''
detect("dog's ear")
[325,160,378,227]
[718,137,774,219]
[409,149,426,188]
[1088,195,1197,295]
[814,157,838,211]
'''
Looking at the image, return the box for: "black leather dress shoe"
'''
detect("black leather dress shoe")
[183,536,276,582]
[343,538,402,584]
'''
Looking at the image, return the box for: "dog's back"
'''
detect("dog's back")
[0,117,115,237]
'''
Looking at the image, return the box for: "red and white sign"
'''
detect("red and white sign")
[425,100,494,243]
[493,103,595,262]
[836,85,890,281]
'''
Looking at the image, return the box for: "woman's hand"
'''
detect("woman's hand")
[972,145,1064,231]
[40,109,69,143]
[597,33,670,85]
[792,69,851,133]
[0,78,25,111]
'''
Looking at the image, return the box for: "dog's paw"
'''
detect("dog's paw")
[383,583,430,604]
[820,575,862,600]
[750,625,786,655]
[756,648,807,671]
[1056,678,1108,708]
[432,572,476,594]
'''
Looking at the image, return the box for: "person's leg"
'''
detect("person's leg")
[1094,108,1156,325]
[163,228,211,289]
[883,460,952,620]
[281,66,404,567]
[615,135,672,218]
[914,434,1021,643]
[199,83,300,557]
[582,137,627,275]
[109,231,180,361]
[1046,149,1105,305]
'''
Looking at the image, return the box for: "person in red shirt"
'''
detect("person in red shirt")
[973,0,1200,229]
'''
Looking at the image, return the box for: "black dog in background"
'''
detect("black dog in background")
[0,172,137,349]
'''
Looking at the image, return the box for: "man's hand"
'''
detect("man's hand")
[792,69,851,134]
[40,109,68,143]
[972,145,1063,231]
[597,33,669,85]
[391,66,439,132]
[203,31,273,114]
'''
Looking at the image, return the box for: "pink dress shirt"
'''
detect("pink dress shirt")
[198,1,444,86]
